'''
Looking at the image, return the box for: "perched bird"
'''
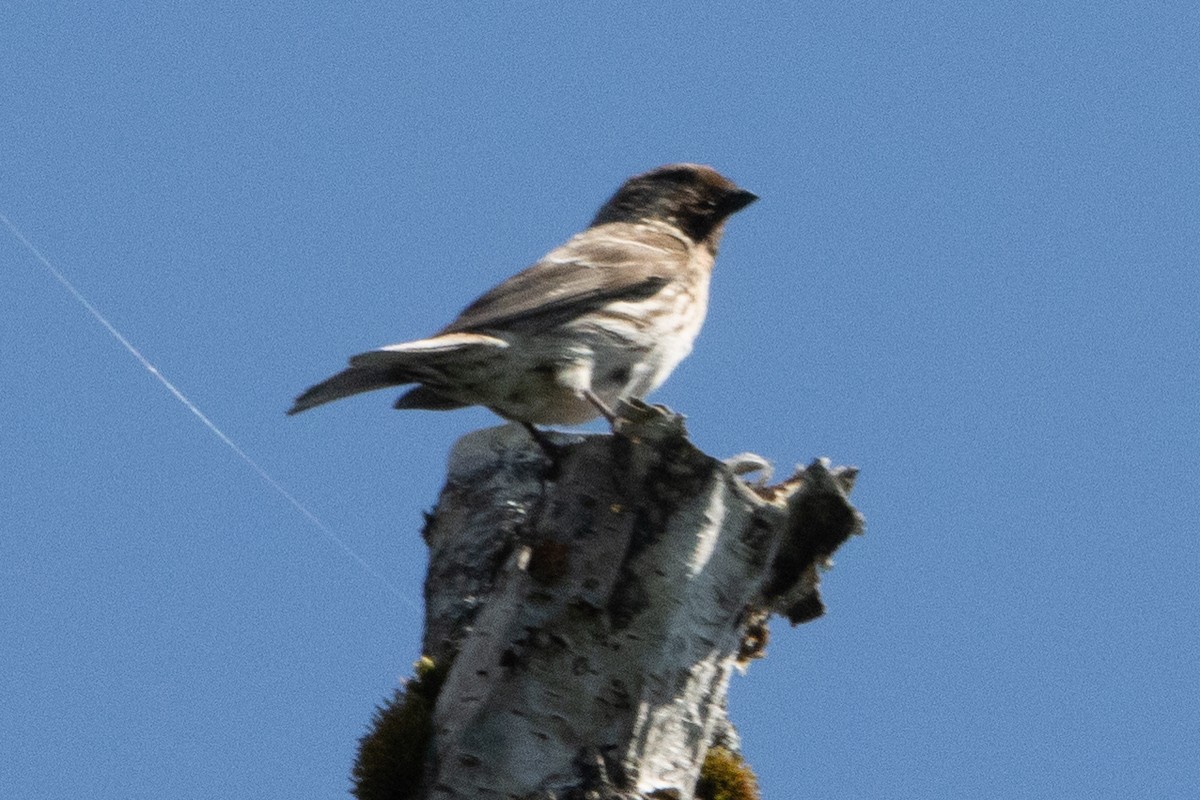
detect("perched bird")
[288,163,756,427]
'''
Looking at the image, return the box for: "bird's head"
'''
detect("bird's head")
[590,163,758,246]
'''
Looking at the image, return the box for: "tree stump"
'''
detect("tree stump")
[376,402,862,800]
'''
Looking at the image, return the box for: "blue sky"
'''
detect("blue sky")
[3,4,1196,798]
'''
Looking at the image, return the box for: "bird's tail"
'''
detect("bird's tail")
[287,364,408,415]
[287,332,508,415]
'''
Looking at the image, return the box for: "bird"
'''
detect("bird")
[288,163,756,431]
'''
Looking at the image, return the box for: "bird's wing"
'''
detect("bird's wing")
[441,224,690,333]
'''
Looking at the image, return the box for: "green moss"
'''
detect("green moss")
[351,656,450,800]
[695,746,760,800]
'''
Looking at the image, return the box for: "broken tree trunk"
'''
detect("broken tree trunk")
[397,402,862,799]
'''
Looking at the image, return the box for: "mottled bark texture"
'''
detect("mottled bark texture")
[416,402,862,799]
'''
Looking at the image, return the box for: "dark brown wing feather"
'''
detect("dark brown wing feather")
[441,223,689,334]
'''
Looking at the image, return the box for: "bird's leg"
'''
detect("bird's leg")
[521,422,564,467]
[583,389,617,425]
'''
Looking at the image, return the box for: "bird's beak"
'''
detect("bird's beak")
[721,188,759,214]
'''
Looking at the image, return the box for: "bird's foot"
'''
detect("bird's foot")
[610,398,688,442]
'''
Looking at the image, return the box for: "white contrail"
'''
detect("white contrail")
[2,212,411,606]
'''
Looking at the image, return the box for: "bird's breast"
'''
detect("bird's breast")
[574,270,711,402]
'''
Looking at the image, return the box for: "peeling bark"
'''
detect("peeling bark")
[410,402,862,799]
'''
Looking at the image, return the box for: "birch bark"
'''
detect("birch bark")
[412,403,862,799]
